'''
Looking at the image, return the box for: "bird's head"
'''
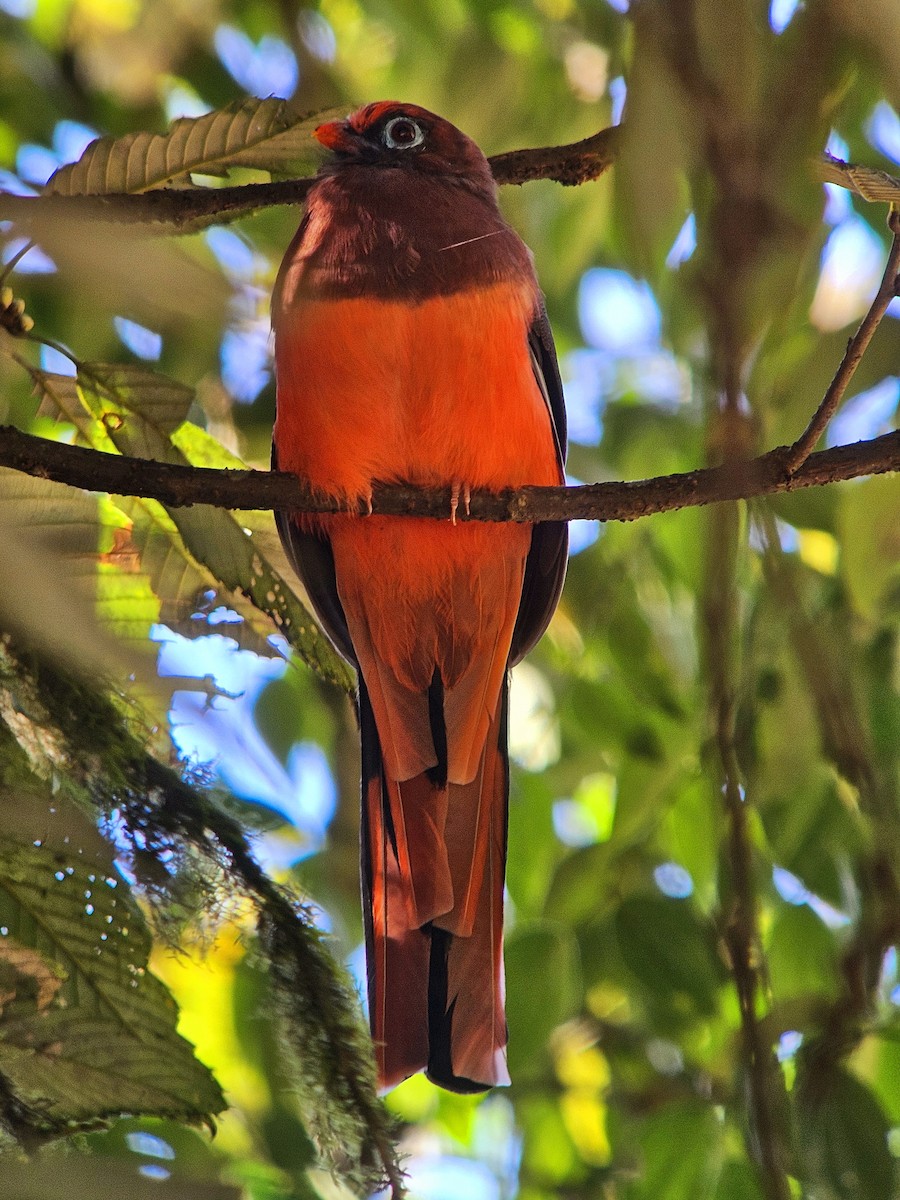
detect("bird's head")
[313,102,493,187]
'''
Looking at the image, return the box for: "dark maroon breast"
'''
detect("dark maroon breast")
[275,167,537,306]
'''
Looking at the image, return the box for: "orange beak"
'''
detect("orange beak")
[313,120,353,151]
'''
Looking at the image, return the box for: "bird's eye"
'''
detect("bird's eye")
[383,116,425,151]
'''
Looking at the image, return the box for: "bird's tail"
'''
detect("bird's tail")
[360,679,510,1093]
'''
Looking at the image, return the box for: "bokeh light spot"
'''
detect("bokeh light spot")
[769,0,801,34]
[579,269,661,354]
[214,25,299,98]
[114,316,162,361]
[653,862,694,899]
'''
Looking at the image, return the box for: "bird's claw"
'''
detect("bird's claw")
[450,482,471,526]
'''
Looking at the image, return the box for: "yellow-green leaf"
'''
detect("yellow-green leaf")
[47,98,337,195]
[0,790,225,1131]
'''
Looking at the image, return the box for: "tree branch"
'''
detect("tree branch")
[0,123,895,231]
[784,208,900,475]
[1,423,897,522]
[0,128,621,233]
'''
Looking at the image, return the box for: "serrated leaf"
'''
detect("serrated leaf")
[76,366,352,689]
[0,469,160,678]
[47,98,336,196]
[0,464,103,555]
[171,418,252,470]
[79,361,195,444]
[34,370,109,443]
[95,555,163,643]
[0,789,224,1131]
[31,365,352,689]
[35,364,191,454]
[164,502,351,688]
[114,498,209,622]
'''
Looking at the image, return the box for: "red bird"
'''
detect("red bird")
[272,102,567,1092]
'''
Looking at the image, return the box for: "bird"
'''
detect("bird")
[271,101,567,1093]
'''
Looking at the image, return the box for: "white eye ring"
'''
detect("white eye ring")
[383,116,425,151]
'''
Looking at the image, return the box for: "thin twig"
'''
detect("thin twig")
[1,423,898,521]
[784,208,900,475]
[720,743,791,1199]
[704,502,791,1200]
[21,333,80,367]
[0,238,36,284]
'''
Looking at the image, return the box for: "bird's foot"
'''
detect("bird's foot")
[450,482,472,526]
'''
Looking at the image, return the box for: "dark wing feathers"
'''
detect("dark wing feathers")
[271,444,356,665]
[510,302,568,664]
[529,301,567,461]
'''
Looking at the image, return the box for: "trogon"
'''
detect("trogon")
[272,101,567,1092]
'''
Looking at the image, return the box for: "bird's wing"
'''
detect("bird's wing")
[510,301,569,665]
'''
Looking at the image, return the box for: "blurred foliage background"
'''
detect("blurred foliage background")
[1,0,900,1198]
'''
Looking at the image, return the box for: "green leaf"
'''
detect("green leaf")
[0,789,225,1133]
[33,370,108,443]
[797,1067,896,1200]
[0,1158,240,1200]
[713,1160,764,1200]
[253,665,335,768]
[507,771,563,918]
[544,842,617,925]
[839,476,900,621]
[767,905,839,1005]
[0,468,162,672]
[866,1035,900,1125]
[658,777,721,908]
[77,366,351,688]
[613,5,691,281]
[112,497,209,629]
[171,419,251,470]
[517,1095,584,1187]
[0,462,103,558]
[615,895,723,1015]
[32,365,353,690]
[505,921,582,1079]
[80,362,195,440]
[629,1102,722,1200]
[47,98,337,195]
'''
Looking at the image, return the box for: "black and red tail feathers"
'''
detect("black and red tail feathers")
[359,679,510,1093]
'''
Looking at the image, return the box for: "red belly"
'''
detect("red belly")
[273,281,561,500]
[273,281,561,782]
